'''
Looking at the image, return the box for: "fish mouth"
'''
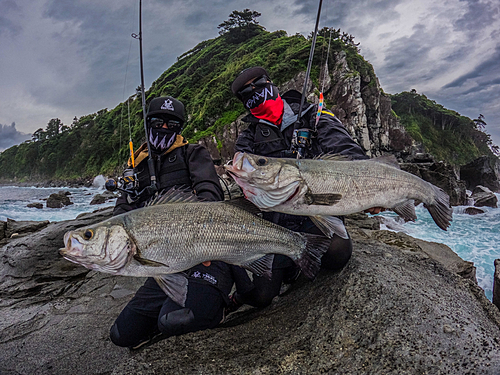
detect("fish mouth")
[59,232,84,257]
[225,152,255,178]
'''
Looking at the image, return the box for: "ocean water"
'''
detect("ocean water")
[0,176,116,223]
[377,195,500,301]
[0,181,498,300]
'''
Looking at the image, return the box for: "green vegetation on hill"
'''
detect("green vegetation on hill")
[1,11,495,183]
[0,23,369,182]
[391,91,497,165]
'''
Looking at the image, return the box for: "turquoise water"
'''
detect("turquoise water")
[378,195,499,301]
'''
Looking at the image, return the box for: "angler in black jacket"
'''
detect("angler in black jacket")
[228,67,382,309]
[110,96,251,349]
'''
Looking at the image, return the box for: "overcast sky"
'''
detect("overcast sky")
[1,0,499,153]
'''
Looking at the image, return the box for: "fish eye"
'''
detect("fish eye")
[257,158,267,166]
[83,229,94,240]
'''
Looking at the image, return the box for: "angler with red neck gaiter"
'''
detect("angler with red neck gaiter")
[227,66,372,313]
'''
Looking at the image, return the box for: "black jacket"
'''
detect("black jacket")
[235,89,368,160]
[114,143,223,214]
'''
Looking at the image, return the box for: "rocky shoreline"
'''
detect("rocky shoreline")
[1,209,499,374]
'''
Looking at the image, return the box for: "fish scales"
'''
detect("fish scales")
[124,202,305,267]
[296,159,434,214]
[59,194,332,280]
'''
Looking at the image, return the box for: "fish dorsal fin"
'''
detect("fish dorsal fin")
[145,187,202,207]
[224,197,262,216]
[241,254,274,280]
[313,153,352,161]
[369,155,400,169]
[133,254,169,267]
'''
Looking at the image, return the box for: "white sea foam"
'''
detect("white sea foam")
[0,185,116,223]
[378,193,500,301]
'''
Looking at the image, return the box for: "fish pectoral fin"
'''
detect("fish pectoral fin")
[241,254,274,280]
[133,254,169,267]
[308,193,342,205]
[310,215,348,239]
[154,274,188,307]
[392,200,417,222]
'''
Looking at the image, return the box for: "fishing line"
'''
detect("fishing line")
[120,3,138,167]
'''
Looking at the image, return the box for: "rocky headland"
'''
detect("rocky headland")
[1,207,499,375]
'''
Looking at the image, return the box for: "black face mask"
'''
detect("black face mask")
[241,83,280,110]
[148,127,177,154]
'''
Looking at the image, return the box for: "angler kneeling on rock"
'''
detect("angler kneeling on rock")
[226,67,385,311]
[108,96,251,349]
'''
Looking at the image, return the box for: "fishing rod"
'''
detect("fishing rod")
[135,0,157,194]
[106,0,157,197]
[291,0,323,159]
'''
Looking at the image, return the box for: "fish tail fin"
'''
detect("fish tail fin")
[425,185,453,230]
[296,234,331,280]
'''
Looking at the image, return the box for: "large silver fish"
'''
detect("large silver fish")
[224,152,453,236]
[60,190,329,281]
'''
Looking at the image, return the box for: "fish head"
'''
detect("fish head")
[225,152,304,209]
[59,224,135,274]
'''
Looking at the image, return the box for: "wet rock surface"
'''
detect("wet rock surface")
[90,191,118,205]
[46,192,74,208]
[472,185,498,208]
[494,260,500,311]
[1,210,500,375]
[460,156,500,192]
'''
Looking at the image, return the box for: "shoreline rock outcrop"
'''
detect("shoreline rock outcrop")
[1,210,499,374]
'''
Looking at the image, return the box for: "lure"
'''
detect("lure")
[315,92,324,126]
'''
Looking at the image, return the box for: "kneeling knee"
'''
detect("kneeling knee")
[321,236,353,271]
[110,322,128,347]
[158,307,195,337]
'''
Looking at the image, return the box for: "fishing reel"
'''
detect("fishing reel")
[105,168,149,202]
[291,128,312,159]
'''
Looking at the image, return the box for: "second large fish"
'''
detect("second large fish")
[225,152,453,235]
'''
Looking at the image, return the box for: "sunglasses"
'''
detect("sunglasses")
[148,117,181,129]
[238,75,271,97]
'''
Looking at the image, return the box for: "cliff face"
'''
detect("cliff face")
[1,210,499,374]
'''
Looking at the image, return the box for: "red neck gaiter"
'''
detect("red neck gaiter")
[243,83,284,126]
[250,95,284,126]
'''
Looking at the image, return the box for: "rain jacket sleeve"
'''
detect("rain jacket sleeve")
[314,110,369,160]
[186,144,224,202]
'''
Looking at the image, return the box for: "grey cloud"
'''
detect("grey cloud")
[0,0,22,36]
[453,0,498,32]
[0,123,31,151]
[382,27,432,73]
[443,46,500,89]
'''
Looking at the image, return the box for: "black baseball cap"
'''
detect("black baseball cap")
[147,96,185,122]
[231,67,270,98]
